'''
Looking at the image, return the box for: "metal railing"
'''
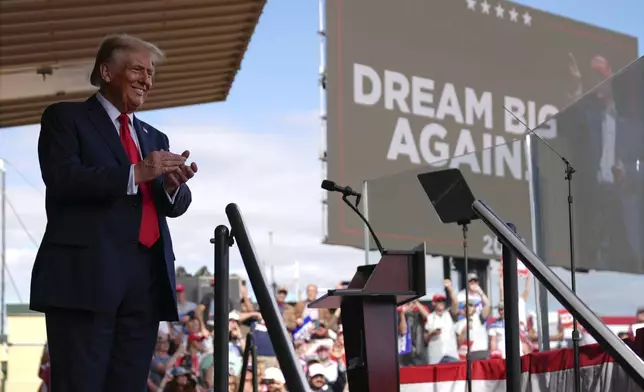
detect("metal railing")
[472,199,644,389]
[213,203,309,392]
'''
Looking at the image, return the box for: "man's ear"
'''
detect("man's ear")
[100,63,111,83]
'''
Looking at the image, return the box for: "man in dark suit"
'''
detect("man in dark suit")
[566,55,643,271]
[29,34,197,391]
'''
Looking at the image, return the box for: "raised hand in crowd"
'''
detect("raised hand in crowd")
[412,299,430,319]
[567,52,583,101]
[240,282,249,298]
[469,280,483,294]
[444,279,460,316]
[472,281,491,319]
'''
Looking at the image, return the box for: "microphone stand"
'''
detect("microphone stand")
[504,107,581,392]
[564,159,581,392]
[458,219,473,392]
[342,193,385,255]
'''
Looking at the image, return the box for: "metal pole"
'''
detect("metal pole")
[268,232,276,295]
[362,181,370,265]
[526,135,550,351]
[565,162,581,392]
[226,204,309,392]
[501,223,521,392]
[318,0,328,242]
[237,333,252,392]
[295,260,301,301]
[251,328,259,392]
[270,265,277,297]
[0,160,5,392]
[1,159,5,339]
[212,225,231,392]
[460,222,472,392]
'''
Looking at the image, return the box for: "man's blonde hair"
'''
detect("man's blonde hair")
[90,34,165,87]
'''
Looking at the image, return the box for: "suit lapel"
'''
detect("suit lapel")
[133,117,152,159]
[85,95,129,165]
[133,117,165,190]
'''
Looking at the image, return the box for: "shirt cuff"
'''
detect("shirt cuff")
[165,186,179,204]
[127,165,138,195]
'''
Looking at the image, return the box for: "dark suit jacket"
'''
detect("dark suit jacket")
[565,95,644,271]
[576,97,642,188]
[29,95,191,321]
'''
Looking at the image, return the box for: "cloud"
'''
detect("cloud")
[1,113,644,315]
[162,123,419,295]
[278,110,319,130]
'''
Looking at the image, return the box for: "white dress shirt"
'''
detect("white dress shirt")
[598,108,617,184]
[96,93,177,203]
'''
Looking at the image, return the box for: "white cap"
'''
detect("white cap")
[308,363,325,378]
[263,367,285,383]
[228,311,240,321]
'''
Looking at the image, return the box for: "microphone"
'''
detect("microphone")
[321,180,361,199]
[321,179,385,255]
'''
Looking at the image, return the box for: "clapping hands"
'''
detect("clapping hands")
[163,150,198,194]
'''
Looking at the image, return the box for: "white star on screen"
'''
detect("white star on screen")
[495,4,505,18]
[522,11,532,26]
[509,8,519,22]
[466,0,477,11]
[480,0,491,14]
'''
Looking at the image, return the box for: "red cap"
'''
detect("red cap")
[176,284,185,293]
[432,293,446,302]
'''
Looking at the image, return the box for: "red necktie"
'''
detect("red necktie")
[118,114,160,247]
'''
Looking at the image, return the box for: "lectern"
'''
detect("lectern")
[309,244,426,392]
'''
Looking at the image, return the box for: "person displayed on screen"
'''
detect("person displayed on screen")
[566,53,644,268]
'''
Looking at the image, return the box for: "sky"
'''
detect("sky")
[0,0,643,316]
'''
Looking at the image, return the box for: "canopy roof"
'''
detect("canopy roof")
[0,0,266,128]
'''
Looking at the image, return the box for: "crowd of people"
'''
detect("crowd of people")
[37,271,644,392]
